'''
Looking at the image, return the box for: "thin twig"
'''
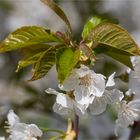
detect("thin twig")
[73,114,79,140]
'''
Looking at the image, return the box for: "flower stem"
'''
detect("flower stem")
[73,114,79,140]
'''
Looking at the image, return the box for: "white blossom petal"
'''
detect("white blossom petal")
[115,100,140,136]
[26,124,42,138]
[106,72,116,87]
[89,89,123,115]
[7,110,20,126]
[75,65,90,77]
[89,97,107,115]
[128,56,140,99]
[53,102,71,115]
[0,137,5,140]
[90,73,106,97]
[73,102,87,116]
[128,99,140,109]
[7,110,42,140]
[74,86,94,106]
[56,93,73,108]
[59,71,78,91]
[105,89,124,104]
[46,88,73,108]
[45,88,60,95]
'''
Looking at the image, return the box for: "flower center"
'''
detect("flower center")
[67,91,75,100]
[79,75,91,86]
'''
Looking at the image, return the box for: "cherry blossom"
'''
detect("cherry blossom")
[89,73,124,115]
[128,56,140,99]
[45,88,87,116]
[59,65,106,106]
[6,110,42,140]
[115,100,140,136]
[0,137,5,140]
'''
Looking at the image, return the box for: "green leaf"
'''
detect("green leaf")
[41,0,72,34]
[88,23,140,55]
[56,48,80,83]
[82,16,110,39]
[30,45,65,81]
[0,26,61,52]
[79,43,95,61]
[16,44,51,72]
[17,52,43,72]
[93,45,133,69]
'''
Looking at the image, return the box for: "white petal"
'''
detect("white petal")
[12,122,27,132]
[45,88,73,108]
[116,100,140,132]
[75,65,90,77]
[27,124,42,137]
[56,93,73,108]
[45,88,60,95]
[0,137,5,140]
[131,56,140,67]
[128,99,140,109]
[90,73,106,97]
[74,86,94,107]
[31,138,38,140]
[9,133,26,140]
[73,102,88,116]
[9,123,27,140]
[89,97,107,115]
[53,103,71,115]
[106,72,116,87]
[128,100,140,121]
[7,110,20,126]
[59,71,79,91]
[104,89,124,104]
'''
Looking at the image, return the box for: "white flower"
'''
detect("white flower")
[89,73,124,115]
[128,56,140,99]
[59,65,106,106]
[7,110,42,140]
[115,100,140,136]
[0,137,5,140]
[45,88,87,116]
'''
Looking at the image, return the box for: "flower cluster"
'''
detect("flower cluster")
[0,110,42,140]
[1,64,140,139]
[46,65,123,116]
[45,64,140,136]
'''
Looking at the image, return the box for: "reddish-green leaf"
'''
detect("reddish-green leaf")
[16,44,51,72]
[30,45,66,81]
[0,26,62,52]
[88,23,140,55]
[41,0,72,34]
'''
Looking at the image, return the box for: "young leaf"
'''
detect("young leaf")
[16,44,51,72]
[30,45,66,81]
[79,42,95,61]
[41,0,72,34]
[0,26,62,52]
[82,16,109,39]
[17,52,43,72]
[93,45,133,69]
[56,48,80,83]
[88,23,140,55]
